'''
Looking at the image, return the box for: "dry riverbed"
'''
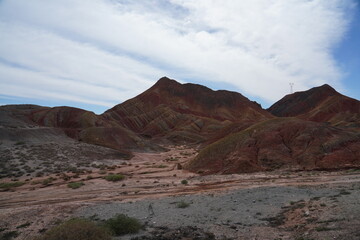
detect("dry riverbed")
[0,145,359,240]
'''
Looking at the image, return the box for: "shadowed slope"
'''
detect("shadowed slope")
[185,118,360,174]
[268,84,360,128]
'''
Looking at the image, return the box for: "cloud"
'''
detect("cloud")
[0,0,355,111]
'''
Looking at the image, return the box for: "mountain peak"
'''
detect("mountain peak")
[312,84,338,96]
[105,77,272,136]
[153,76,180,88]
[268,83,355,120]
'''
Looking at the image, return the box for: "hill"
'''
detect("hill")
[268,84,360,128]
[2,79,359,175]
[185,118,360,174]
[102,77,272,143]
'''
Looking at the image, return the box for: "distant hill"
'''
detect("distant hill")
[268,84,360,128]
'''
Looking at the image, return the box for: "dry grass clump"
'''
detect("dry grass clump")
[104,174,125,182]
[103,214,142,235]
[34,218,111,240]
[67,182,84,189]
[0,181,24,190]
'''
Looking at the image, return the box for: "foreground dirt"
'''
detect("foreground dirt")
[0,145,360,240]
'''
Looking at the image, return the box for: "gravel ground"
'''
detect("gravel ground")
[76,182,360,240]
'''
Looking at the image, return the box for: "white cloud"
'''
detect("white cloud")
[0,0,355,111]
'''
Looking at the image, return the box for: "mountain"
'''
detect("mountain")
[0,77,273,154]
[268,84,360,128]
[0,105,155,158]
[0,105,73,144]
[102,77,272,143]
[185,118,360,174]
[187,84,360,174]
[2,79,359,174]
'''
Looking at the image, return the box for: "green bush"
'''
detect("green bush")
[104,214,142,236]
[181,179,188,185]
[34,218,111,240]
[0,181,24,190]
[67,182,84,189]
[177,200,190,208]
[42,178,55,186]
[104,174,125,182]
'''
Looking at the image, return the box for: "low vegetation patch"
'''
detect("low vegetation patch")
[0,230,19,240]
[181,179,188,185]
[42,177,56,186]
[165,157,179,162]
[67,182,84,189]
[16,222,31,229]
[153,164,167,168]
[103,214,142,236]
[34,218,111,240]
[104,174,125,182]
[315,226,334,232]
[0,181,24,190]
[177,200,191,208]
[339,189,351,195]
[146,164,167,168]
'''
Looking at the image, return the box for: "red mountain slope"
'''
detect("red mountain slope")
[268,84,360,128]
[0,105,156,157]
[103,77,272,143]
[185,118,360,174]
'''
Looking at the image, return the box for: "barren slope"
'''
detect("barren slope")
[185,118,360,174]
[103,77,272,143]
[268,84,360,128]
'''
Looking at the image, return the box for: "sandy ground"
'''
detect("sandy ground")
[1,145,360,240]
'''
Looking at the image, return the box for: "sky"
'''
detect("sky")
[0,0,359,114]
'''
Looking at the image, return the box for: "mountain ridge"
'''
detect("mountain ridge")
[1,77,359,174]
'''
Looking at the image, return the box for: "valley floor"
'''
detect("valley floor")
[0,145,359,240]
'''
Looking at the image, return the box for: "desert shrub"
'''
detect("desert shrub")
[339,189,351,195]
[0,181,24,190]
[34,218,111,240]
[72,173,80,179]
[16,222,31,229]
[181,179,188,185]
[103,214,142,236]
[107,165,116,170]
[165,157,179,161]
[104,174,125,182]
[0,230,19,240]
[153,164,167,168]
[42,177,55,186]
[67,182,84,189]
[315,226,333,231]
[61,174,71,181]
[177,200,190,208]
